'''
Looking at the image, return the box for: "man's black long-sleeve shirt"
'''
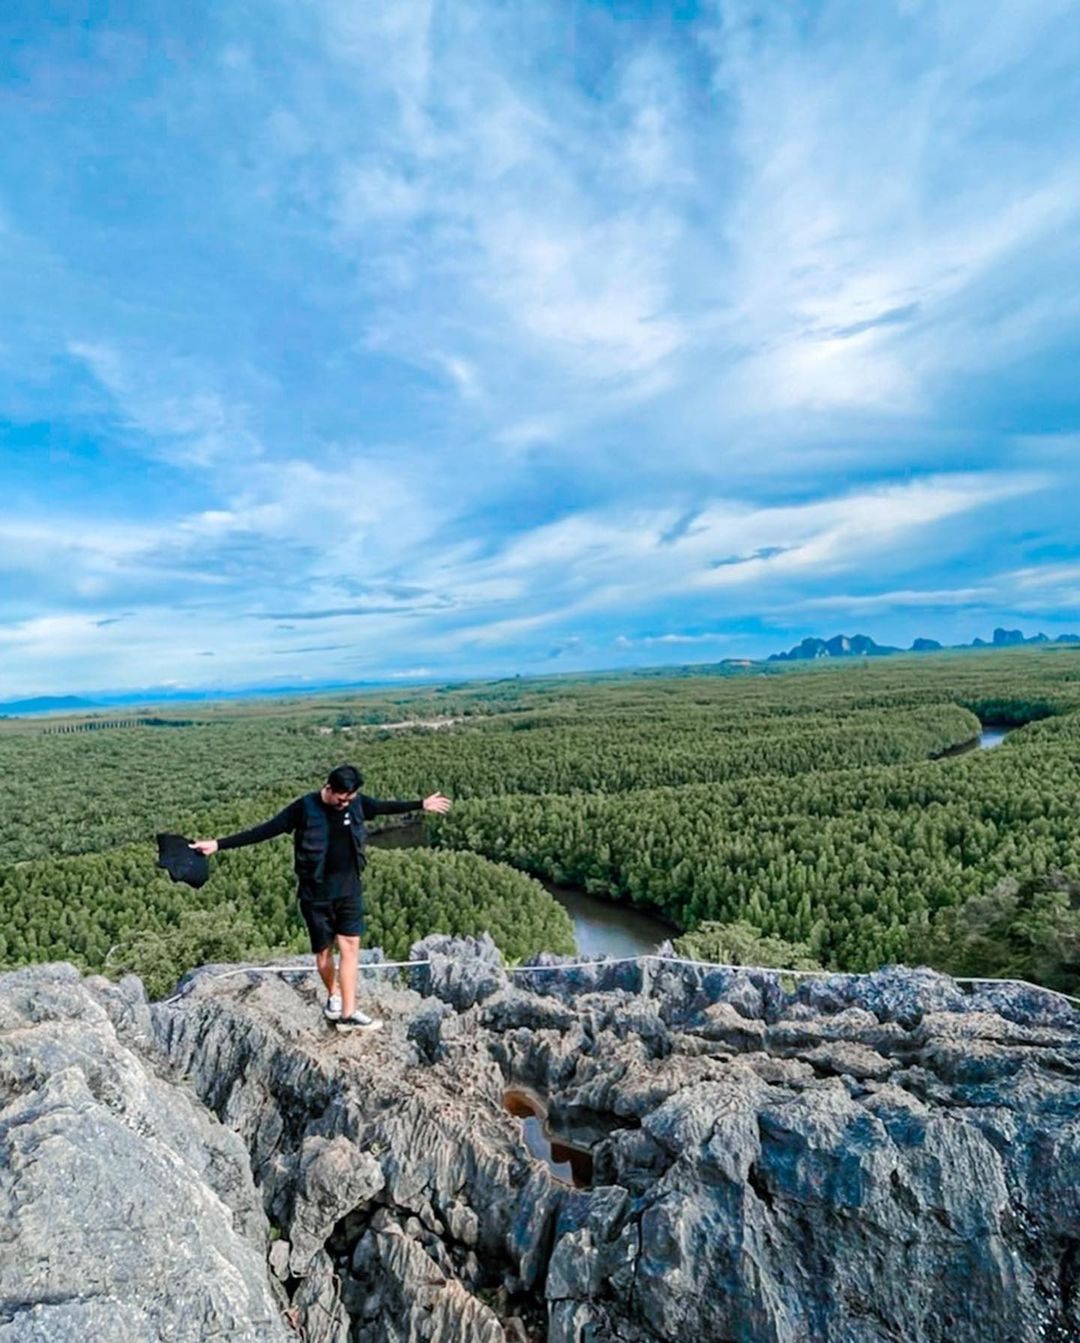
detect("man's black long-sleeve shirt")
[217,794,420,903]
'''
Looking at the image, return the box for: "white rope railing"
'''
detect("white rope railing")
[156,957,429,1006]
[155,953,1080,1010]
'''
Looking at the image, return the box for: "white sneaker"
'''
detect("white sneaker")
[324,993,342,1021]
[335,1009,383,1032]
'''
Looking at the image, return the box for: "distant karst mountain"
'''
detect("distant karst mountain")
[0,695,101,716]
[768,634,899,662]
[768,627,1080,662]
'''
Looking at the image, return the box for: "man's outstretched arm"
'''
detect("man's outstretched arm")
[190,799,302,856]
[360,792,452,819]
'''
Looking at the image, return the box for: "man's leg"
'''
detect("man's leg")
[338,935,360,1018]
[300,899,338,1009]
[332,890,380,1030]
[315,944,337,996]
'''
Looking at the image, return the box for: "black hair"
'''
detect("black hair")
[327,764,363,793]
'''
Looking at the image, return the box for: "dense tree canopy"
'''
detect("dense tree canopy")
[3,649,1080,994]
[0,843,573,996]
[431,738,1080,974]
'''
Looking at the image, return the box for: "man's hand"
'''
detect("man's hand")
[421,793,452,814]
[189,839,219,855]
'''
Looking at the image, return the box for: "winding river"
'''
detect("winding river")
[371,721,1010,959]
[368,824,670,956]
[937,723,1010,759]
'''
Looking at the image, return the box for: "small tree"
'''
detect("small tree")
[910,873,1080,995]
[108,904,279,999]
[674,919,821,970]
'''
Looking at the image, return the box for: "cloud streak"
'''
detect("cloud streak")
[1,0,1078,693]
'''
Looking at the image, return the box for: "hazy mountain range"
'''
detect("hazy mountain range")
[0,695,101,716]
[768,628,1080,662]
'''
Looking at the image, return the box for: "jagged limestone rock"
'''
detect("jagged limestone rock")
[290,1135,386,1275]
[350,1217,507,1343]
[0,963,290,1342]
[150,944,1079,1341]
[3,947,1078,1342]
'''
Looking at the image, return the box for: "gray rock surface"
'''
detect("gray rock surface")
[0,962,290,1341]
[3,949,1079,1342]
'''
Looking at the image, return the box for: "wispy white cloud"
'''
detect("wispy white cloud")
[796,587,996,615]
[691,474,1043,589]
[382,472,1040,657]
[319,4,689,406]
[67,342,265,469]
[1008,563,1080,591]
[615,632,731,647]
[699,0,1080,418]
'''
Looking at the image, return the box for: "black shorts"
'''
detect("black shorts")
[299,892,366,953]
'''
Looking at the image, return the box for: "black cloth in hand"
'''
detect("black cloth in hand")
[156,832,210,889]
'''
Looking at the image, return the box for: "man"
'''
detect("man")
[190,765,451,1031]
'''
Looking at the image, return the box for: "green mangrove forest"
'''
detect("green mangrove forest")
[2,648,1079,996]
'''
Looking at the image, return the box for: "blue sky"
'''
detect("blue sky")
[2,0,1079,697]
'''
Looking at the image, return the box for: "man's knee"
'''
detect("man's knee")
[315,945,335,965]
[337,935,360,953]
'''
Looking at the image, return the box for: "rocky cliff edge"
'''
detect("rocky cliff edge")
[2,941,1079,1343]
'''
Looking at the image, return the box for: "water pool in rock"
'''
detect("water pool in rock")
[503,1087,593,1188]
